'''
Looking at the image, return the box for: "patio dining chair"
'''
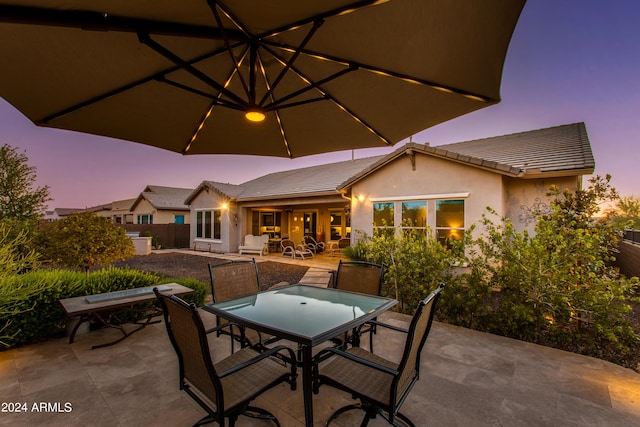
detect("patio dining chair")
[154,290,297,427]
[312,284,444,427]
[208,259,271,351]
[331,260,385,352]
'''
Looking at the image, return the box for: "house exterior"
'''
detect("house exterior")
[130,185,192,225]
[42,207,84,222]
[186,123,595,253]
[84,199,136,224]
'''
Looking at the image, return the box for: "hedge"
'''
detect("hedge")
[0,267,207,348]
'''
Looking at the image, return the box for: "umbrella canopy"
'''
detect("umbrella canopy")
[0,0,526,158]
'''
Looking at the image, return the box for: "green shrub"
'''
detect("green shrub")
[170,277,207,307]
[0,267,209,349]
[442,176,640,369]
[347,224,461,313]
[0,267,212,349]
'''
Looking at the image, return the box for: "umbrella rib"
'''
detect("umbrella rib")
[184,59,245,154]
[156,76,243,110]
[258,19,324,107]
[137,31,248,107]
[261,47,392,146]
[256,51,293,158]
[207,1,251,101]
[37,44,239,124]
[0,5,245,40]
[262,41,495,103]
[258,0,388,39]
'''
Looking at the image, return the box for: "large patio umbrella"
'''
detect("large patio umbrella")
[0,0,526,158]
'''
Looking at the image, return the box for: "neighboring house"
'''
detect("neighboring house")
[186,123,595,253]
[85,199,136,224]
[130,185,193,225]
[42,207,84,222]
[108,199,136,224]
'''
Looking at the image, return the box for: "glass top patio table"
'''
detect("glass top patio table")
[202,284,397,427]
[203,284,397,347]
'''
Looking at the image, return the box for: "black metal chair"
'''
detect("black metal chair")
[331,260,385,352]
[154,289,297,427]
[313,284,445,427]
[207,259,269,351]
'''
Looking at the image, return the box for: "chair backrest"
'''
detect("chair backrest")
[393,284,444,406]
[208,259,260,303]
[338,237,350,249]
[334,260,384,296]
[154,290,221,404]
[281,239,296,250]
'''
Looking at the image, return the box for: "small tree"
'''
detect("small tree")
[0,144,50,220]
[38,212,135,272]
[0,218,40,279]
[346,221,460,313]
[604,195,640,230]
[456,175,639,366]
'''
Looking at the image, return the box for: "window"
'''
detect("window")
[252,211,282,237]
[373,202,394,236]
[371,197,466,245]
[137,214,153,224]
[401,201,427,231]
[196,210,221,240]
[330,211,342,240]
[436,200,465,244]
[174,215,185,225]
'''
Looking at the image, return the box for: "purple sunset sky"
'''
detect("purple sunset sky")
[1,1,639,209]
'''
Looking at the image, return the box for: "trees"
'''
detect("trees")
[38,212,135,272]
[445,175,639,367]
[0,144,50,220]
[604,195,640,230]
[0,219,40,279]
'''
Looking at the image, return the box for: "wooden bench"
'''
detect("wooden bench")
[59,283,193,349]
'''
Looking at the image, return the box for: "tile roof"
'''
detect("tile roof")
[339,122,595,189]
[437,122,595,174]
[134,186,193,210]
[192,156,383,202]
[192,123,594,202]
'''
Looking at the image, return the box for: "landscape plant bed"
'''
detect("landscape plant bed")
[111,252,309,291]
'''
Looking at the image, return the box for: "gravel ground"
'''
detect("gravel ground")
[111,252,309,291]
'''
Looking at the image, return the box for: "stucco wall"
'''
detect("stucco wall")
[189,190,238,253]
[503,176,579,233]
[131,199,189,224]
[350,152,504,240]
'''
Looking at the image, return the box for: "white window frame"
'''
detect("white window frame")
[371,193,468,243]
[137,214,153,224]
[195,209,222,242]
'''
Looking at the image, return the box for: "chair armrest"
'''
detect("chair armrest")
[205,321,243,335]
[368,320,409,334]
[313,347,398,376]
[218,345,298,378]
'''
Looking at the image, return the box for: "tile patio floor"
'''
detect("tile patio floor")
[1,250,640,426]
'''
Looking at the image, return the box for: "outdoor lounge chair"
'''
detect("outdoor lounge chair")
[331,260,385,352]
[208,259,271,351]
[154,290,297,427]
[303,235,325,253]
[312,284,444,427]
[280,239,314,260]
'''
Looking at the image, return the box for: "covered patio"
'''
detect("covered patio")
[2,305,639,426]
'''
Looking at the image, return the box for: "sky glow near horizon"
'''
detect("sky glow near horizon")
[1,1,639,209]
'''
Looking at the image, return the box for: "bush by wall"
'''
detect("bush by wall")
[0,268,207,349]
